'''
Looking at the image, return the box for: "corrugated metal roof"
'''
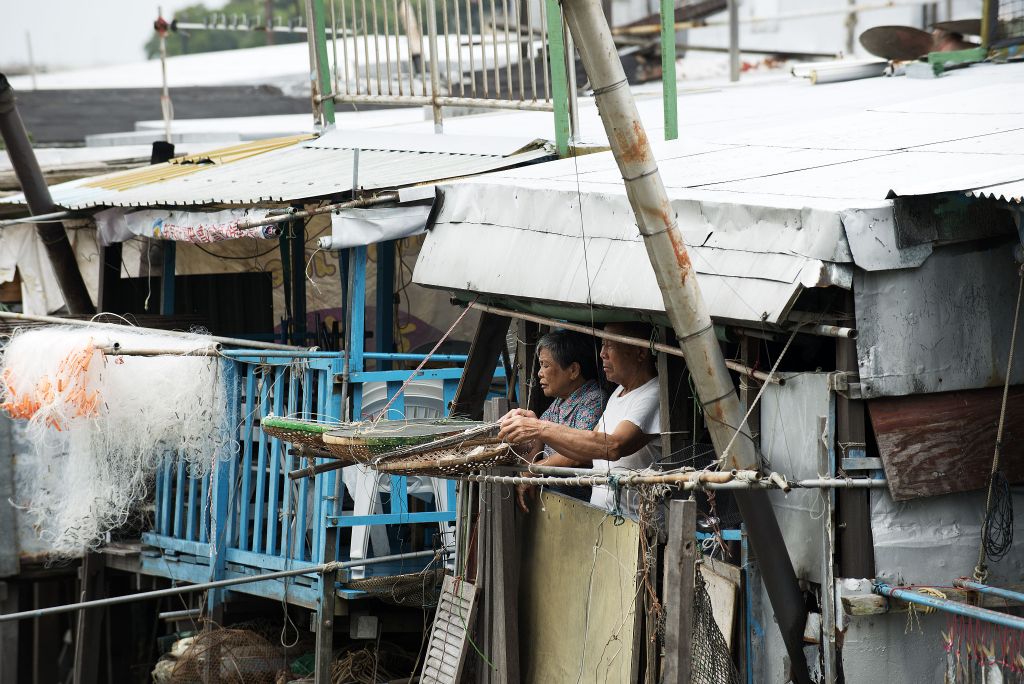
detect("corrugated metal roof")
[968,180,1024,204]
[414,61,1024,326]
[1,135,551,210]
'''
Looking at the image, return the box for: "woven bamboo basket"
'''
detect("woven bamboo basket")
[374,443,521,477]
[321,419,485,464]
[260,415,345,449]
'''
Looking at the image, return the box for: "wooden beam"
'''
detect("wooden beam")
[450,312,511,420]
[481,398,520,684]
[0,582,16,684]
[72,553,105,684]
[835,293,875,577]
[314,531,339,684]
[662,499,697,684]
[97,243,122,313]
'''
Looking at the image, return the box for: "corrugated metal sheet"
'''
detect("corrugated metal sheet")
[1,137,551,210]
[417,181,850,325]
[415,61,1024,329]
[969,180,1024,204]
[854,239,1024,398]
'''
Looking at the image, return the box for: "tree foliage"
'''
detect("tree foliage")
[144,0,307,59]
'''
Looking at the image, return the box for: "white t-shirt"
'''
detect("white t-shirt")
[589,376,662,517]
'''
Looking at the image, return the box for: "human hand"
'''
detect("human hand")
[499,407,537,424]
[498,415,546,443]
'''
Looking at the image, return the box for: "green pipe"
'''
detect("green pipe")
[546,0,571,156]
[660,0,677,140]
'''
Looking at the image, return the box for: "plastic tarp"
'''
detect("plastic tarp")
[94,207,276,246]
[319,204,432,251]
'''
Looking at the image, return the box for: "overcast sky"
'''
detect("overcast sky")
[0,1,204,71]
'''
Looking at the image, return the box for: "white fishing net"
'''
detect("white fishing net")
[1,325,231,556]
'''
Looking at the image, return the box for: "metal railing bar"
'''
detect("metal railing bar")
[441,0,453,93]
[513,0,525,100]
[502,0,514,98]
[466,0,479,96]
[340,0,352,94]
[418,0,429,95]
[382,0,394,94]
[331,92,554,109]
[392,0,404,95]
[452,0,465,95]
[371,0,383,95]
[540,0,551,100]
[360,0,372,94]
[489,0,501,96]
[331,0,341,96]
[524,0,536,100]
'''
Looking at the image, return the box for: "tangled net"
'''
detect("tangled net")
[2,325,230,555]
[167,629,291,684]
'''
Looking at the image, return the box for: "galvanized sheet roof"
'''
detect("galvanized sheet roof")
[415,61,1024,327]
[1,136,551,211]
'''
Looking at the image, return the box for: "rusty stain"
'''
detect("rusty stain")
[613,121,651,166]
[666,225,693,287]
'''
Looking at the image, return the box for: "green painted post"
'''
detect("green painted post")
[546,0,571,156]
[660,0,678,140]
[311,0,337,125]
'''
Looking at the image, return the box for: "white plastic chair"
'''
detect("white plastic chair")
[343,380,456,577]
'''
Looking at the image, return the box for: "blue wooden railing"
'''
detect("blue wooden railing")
[141,350,502,610]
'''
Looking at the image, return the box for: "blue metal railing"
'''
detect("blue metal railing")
[142,351,503,609]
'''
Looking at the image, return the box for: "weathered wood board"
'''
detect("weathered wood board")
[519,491,642,684]
[701,558,740,651]
[868,385,1024,501]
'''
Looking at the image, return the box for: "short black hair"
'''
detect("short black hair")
[604,321,654,343]
[536,329,600,381]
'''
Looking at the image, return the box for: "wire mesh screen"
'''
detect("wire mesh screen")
[990,0,1024,46]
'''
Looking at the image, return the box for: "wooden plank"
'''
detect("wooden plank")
[314,530,339,684]
[662,499,697,684]
[450,312,511,420]
[836,302,875,576]
[0,416,18,578]
[868,385,1024,501]
[0,582,17,684]
[519,492,643,682]
[698,564,738,650]
[72,553,105,684]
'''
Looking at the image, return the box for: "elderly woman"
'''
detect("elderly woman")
[517,329,605,510]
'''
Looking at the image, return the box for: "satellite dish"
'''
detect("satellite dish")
[933,18,983,37]
[859,25,934,61]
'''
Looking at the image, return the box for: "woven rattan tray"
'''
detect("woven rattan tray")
[374,444,519,477]
[322,419,485,464]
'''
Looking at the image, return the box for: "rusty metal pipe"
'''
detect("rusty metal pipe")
[469,301,784,385]
[0,74,95,315]
[554,0,810,679]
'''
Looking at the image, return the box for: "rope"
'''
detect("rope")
[607,473,625,525]
[973,264,1023,582]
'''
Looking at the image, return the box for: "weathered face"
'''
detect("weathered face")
[537,347,580,399]
[600,324,647,385]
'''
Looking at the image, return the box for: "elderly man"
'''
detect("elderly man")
[499,322,661,517]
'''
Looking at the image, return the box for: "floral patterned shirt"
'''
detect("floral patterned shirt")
[539,379,606,455]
